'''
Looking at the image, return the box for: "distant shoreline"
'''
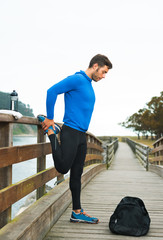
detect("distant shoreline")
[13,134,37,137]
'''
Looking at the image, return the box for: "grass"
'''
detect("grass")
[126,136,155,148]
[98,135,155,149]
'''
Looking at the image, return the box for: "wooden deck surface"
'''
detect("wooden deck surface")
[44,142,163,240]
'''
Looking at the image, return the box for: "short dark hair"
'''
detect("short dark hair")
[88,54,112,69]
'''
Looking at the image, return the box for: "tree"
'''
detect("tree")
[120,112,142,139]
[146,91,163,138]
[120,92,163,139]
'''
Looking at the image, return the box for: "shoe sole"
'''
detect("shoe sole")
[37,114,46,122]
[70,218,99,224]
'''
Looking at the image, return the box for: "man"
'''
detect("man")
[38,54,112,224]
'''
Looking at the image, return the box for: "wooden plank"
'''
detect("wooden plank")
[0,143,103,168]
[0,114,39,125]
[86,131,103,144]
[149,164,163,178]
[153,137,163,146]
[0,167,60,214]
[152,156,163,162]
[87,142,103,152]
[0,142,52,168]
[152,145,163,153]
[85,154,103,162]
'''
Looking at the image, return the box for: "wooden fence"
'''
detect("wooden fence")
[106,139,118,169]
[126,137,163,178]
[150,137,163,165]
[126,138,150,171]
[0,114,103,229]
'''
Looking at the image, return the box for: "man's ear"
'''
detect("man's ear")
[92,63,99,70]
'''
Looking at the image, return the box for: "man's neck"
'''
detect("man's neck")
[85,68,93,80]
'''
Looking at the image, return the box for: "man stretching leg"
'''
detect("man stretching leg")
[38,54,112,223]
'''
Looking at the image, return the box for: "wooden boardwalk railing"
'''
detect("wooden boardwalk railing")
[0,114,104,229]
[126,138,150,170]
[126,137,163,178]
[43,142,163,240]
[151,137,163,165]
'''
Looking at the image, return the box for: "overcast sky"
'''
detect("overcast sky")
[0,0,162,136]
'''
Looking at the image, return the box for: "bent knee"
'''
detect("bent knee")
[56,166,69,175]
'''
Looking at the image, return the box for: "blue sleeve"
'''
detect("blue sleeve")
[46,75,78,119]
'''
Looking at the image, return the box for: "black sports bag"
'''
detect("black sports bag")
[109,196,150,237]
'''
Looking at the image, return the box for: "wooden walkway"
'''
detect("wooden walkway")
[44,142,163,240]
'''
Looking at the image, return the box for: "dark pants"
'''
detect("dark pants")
[49,125,87,210]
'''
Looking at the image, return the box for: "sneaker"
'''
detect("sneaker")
[70,209,99,224]
[37,114,61,135]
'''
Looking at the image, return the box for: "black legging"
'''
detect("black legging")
[49,124,87,210]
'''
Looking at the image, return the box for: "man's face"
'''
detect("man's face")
[92,64,109,82]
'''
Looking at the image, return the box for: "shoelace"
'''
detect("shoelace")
[81,211,92,218]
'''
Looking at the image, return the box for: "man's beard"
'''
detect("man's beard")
[92,68,99,82]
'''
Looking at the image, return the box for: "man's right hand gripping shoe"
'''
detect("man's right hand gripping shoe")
[37,114,61,135]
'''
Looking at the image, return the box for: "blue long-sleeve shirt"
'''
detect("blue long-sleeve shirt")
[46,70,95,132]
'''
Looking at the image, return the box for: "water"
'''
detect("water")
[12,136,57,218]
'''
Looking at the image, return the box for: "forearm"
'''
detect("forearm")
[46,87,57,120]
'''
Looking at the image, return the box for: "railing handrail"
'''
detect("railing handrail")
[126,137,163,179]
[106,138,119,169]
[0,113,103,228]
[153,136,163,146]
[0,113,103,144]
[126,138,151,171]
[0,114,39,125]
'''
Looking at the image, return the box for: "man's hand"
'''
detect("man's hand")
[41,118,55,131]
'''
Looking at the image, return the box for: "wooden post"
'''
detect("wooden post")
[106,145,109,169]
[57,174,64,185]
[0,122,13,228]
[146,147,149,171]
[36,125,46,199]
